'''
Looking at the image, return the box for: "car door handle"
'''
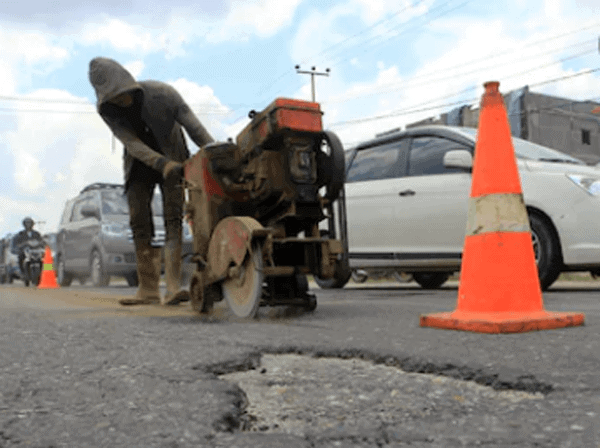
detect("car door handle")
[398,189,416,197]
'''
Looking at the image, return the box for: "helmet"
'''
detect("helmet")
[22,217,34,226]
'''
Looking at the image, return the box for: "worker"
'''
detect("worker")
[88,57,214,306]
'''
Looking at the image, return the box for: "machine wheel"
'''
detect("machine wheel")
[314,260,351,289]
[56,255,73,287]
[413,272,450,289]
[320,131,346,202]
[529,212,562,291]
[125,272,138,287]
[90,250,110,287]
[222,242,264,318]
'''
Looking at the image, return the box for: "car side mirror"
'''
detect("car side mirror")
[81,204,100,220]
[443,149,472,170]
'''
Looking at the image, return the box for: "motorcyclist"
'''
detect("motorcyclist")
[88,57,214,306]
[13,217,45,277]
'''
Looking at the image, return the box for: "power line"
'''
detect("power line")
[323,37,598,105]
[307,0,430,64]
[255,0,429,98]
[326,0,471,69]
[328,67,600,127]
[385,21,600,89]
[0,94,237,115]
[326,46,598,127]
[0,106,234,116]
[259,0,446,100]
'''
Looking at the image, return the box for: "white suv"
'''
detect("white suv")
[316,125,600,290]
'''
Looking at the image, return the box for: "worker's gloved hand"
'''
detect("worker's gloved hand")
[163,160,184,180]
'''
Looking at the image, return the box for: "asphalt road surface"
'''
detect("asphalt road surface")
[0,278,599,447]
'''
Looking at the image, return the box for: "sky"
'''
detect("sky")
[0,0,599,236]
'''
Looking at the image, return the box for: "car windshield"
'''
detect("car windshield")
[456,127,586,165]
[101,190,129,215]
[101,189,164,216]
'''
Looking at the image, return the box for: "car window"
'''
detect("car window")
[70,196,94,222]
[101,190,129,215]
[60,200,75,225]
[451,126,585,164]
[346,142,403,183]
[407,136,471,176]
[70,199,86,222]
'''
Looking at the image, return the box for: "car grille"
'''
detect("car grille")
[124,253,135,263]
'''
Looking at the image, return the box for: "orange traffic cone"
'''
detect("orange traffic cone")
[38,246,60,289]
[419,81,585,333]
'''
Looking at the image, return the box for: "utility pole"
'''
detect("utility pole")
[295,65,330,102]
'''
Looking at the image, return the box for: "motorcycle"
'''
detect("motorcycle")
[20,239,45,287]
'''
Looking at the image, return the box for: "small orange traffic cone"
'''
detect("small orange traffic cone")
[38,246,60,289]
[419,81,584,333]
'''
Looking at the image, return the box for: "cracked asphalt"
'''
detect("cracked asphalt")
[0,279,598,447]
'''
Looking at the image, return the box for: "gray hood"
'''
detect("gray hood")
[88,57,143,113]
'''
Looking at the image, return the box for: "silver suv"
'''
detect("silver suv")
[56,183,192,287]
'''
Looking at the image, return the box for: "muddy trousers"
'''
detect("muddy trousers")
[126,168,188,304]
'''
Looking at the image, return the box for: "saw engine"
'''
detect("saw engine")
[184,98,349,317]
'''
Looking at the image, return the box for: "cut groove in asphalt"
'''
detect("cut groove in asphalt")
[217,353,546,437]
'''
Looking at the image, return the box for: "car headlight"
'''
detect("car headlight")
[102,222,128,237]
[566,174,600,196]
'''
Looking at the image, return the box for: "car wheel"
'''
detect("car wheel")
[56,255,73,287]
[90,250,110,287]
[125,272,138,287]
[529,212,561,291]
[413,272,450,289]
[314,260,351,289]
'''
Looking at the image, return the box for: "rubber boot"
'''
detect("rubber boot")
[119,241,161,306]
[162,240,191,306]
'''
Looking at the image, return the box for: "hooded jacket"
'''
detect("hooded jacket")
[88,57,214,187]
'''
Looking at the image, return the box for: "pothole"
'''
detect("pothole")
[218,353,545,436]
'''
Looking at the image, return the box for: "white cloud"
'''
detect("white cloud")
[205,0,303,42]
[0,28,70,95]
[75,0,303,57]
[316,12,600,149]
[124,60,145,79]
[80,19,157,53]
[168,78,233,145]
[290,0,433,68]
[13,151,45,193]
[2,88,122,234]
